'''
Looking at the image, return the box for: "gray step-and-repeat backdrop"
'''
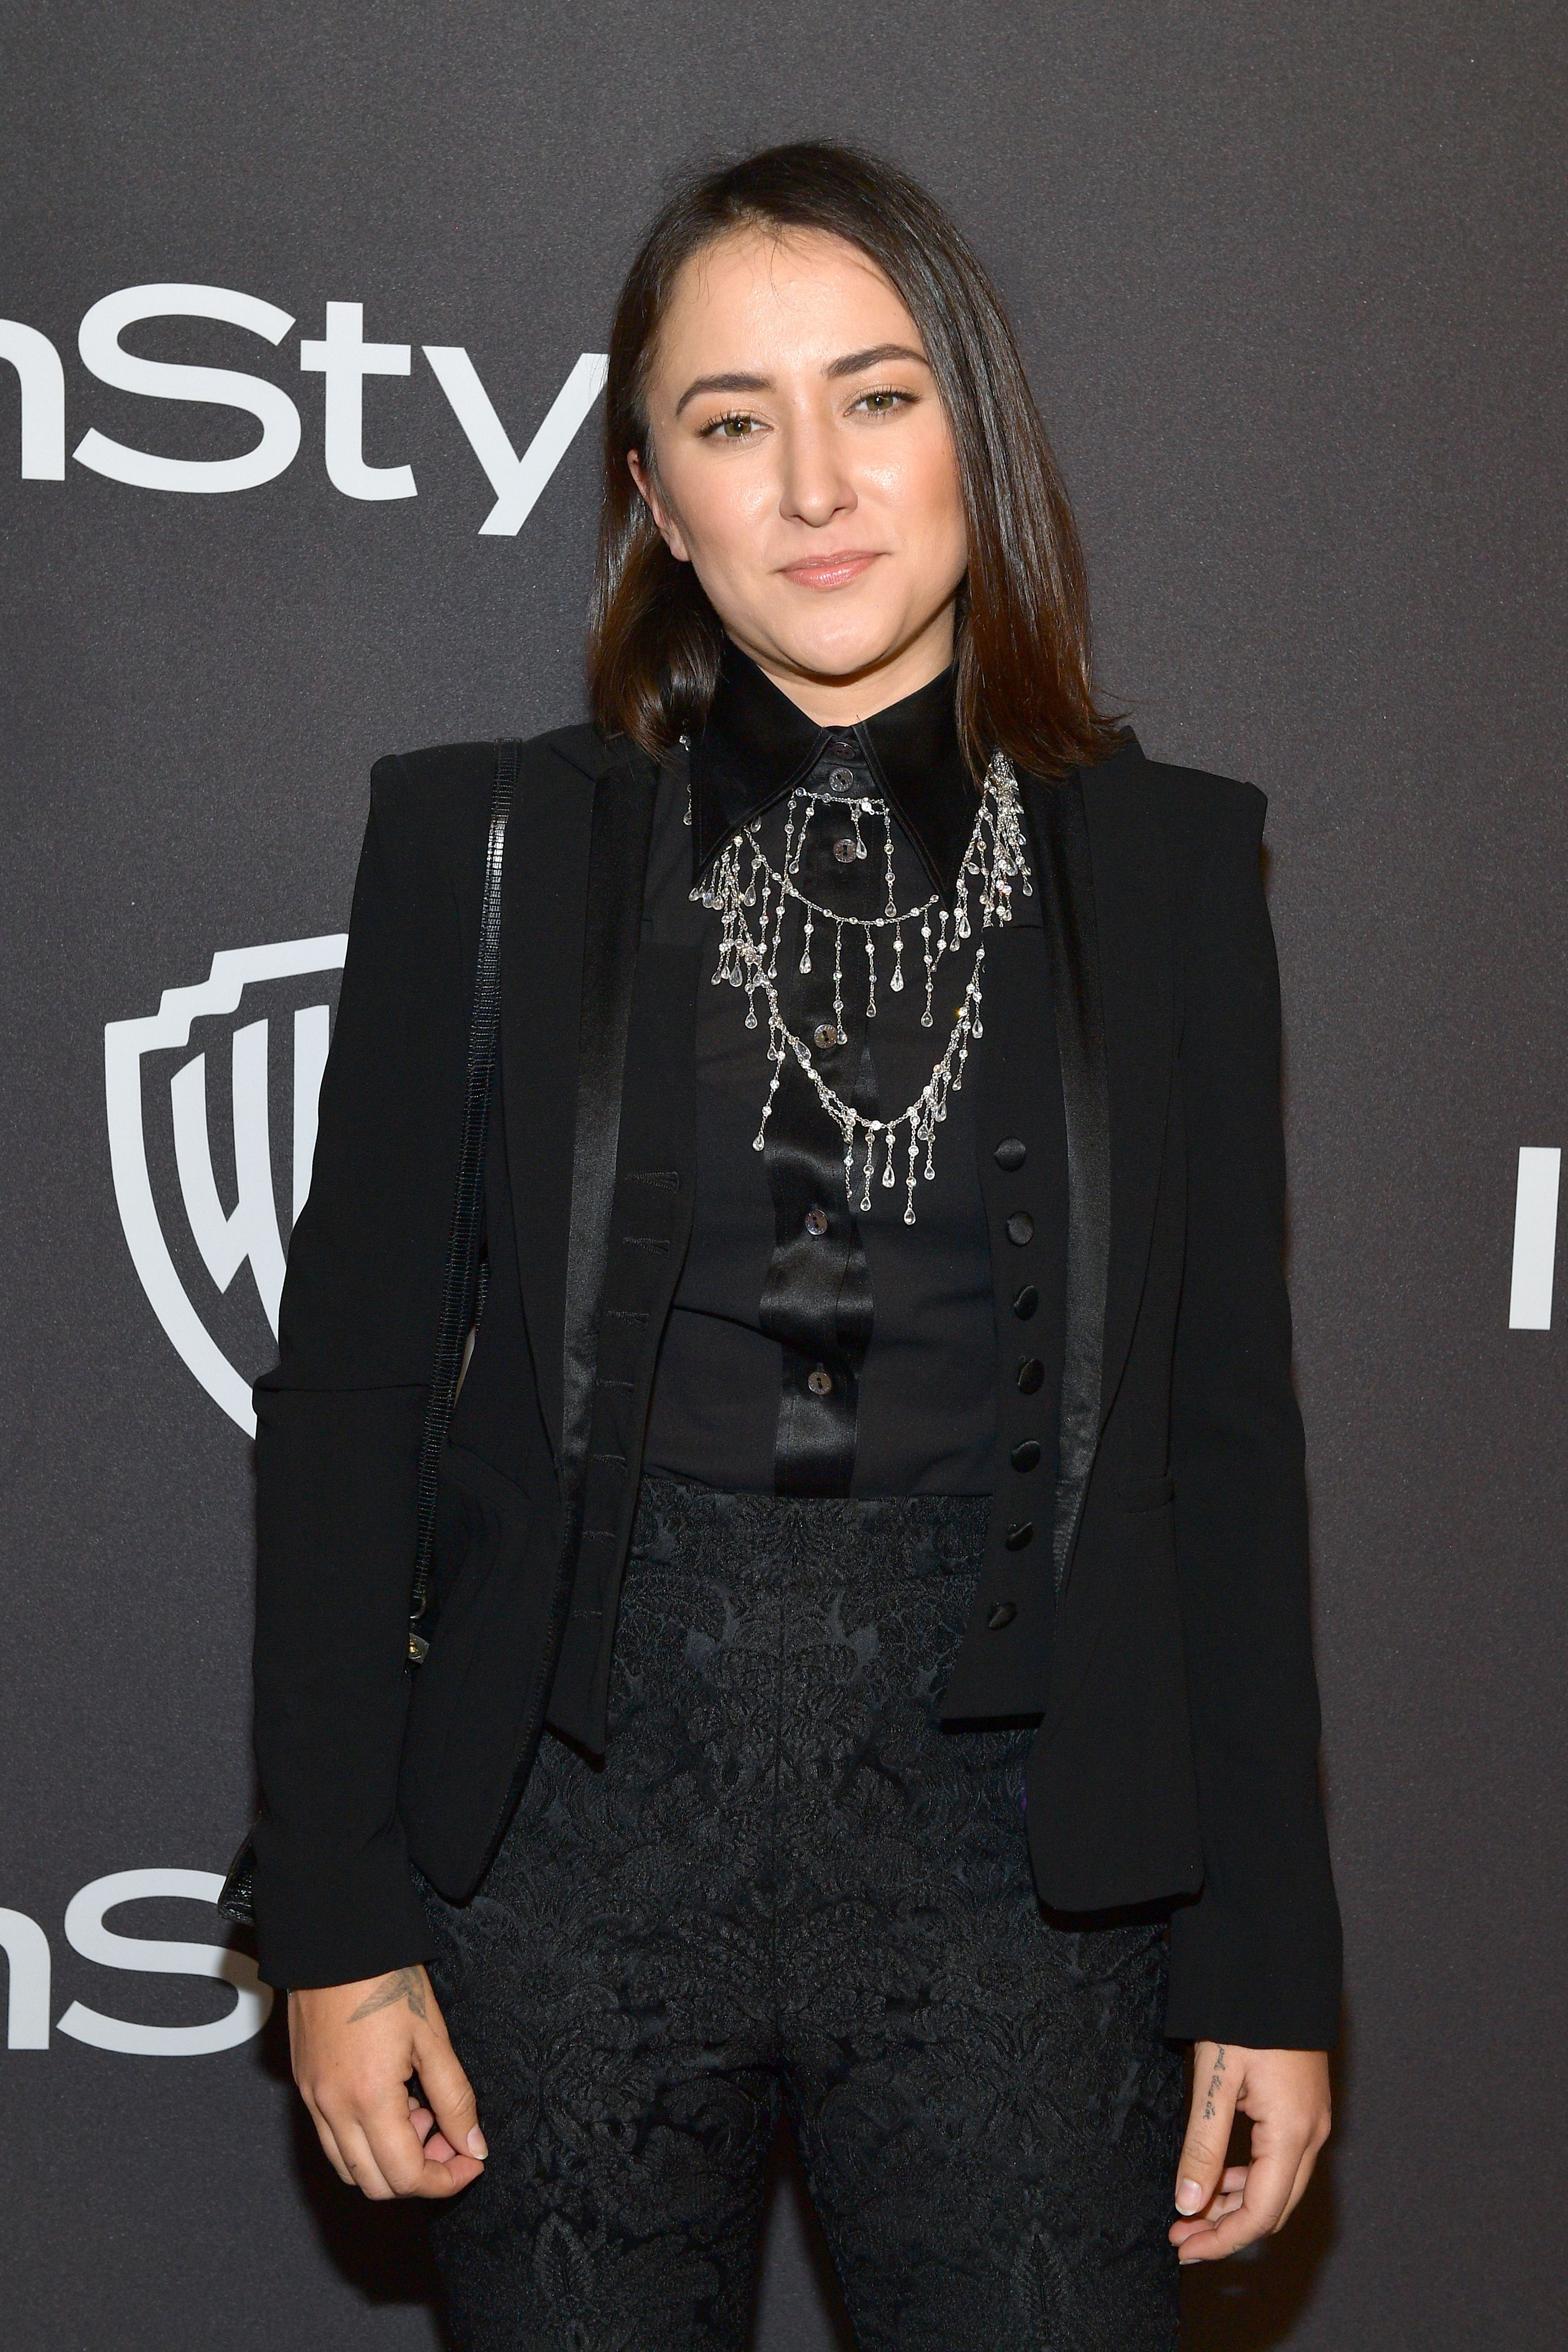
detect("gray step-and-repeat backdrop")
[3,7,1563,2347]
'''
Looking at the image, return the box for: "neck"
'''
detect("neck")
[738,605,956,728]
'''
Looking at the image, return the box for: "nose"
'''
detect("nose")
[778,412,856,530]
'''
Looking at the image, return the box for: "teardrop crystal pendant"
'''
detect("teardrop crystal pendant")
[691,753,1032,1222]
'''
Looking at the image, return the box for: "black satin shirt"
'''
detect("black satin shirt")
[639,642,1042,1498]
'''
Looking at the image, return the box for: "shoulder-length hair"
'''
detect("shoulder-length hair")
[587,140,1120,780]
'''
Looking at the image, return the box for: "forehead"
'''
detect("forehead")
[656,226,921,364]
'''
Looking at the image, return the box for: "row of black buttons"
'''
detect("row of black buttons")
[827,761,864,869]
[804,1203,837,1394]
[774,754,863,1460]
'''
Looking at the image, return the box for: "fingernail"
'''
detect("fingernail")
[1175,2179,1204,2215]
[468,2129,488,2159]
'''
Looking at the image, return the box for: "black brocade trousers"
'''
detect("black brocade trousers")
[418,1479,1184,2352]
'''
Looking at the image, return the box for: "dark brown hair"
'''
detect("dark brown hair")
[587,141,1121,780]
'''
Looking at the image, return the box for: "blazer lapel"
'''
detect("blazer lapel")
[1024,770,1110,1593]
[556,754,660,1547]
[1024,736,1172,1594]
[500,746,592,1460]
[499,738,657,1471]
[1081,738,1175,1442]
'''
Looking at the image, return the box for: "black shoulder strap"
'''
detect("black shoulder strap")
[406,738,517,1660]
[217,738,519,1924]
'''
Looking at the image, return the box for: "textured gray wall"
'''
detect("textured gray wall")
[2,4,1563,2345]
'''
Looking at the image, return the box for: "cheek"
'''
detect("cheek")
[659,450,774,567]
[867,427,966,557]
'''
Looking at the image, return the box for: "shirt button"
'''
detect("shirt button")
[987,1600,1018,1630]
[804,1206,829,1236]
[1016,1357,1044,1394]
[1012,1283,1039,1320]
[1006,1212,1035,1247]
[812,1021,840,1051]
[1010,1439,1042,1473]
[807,1365,834,1396]
[829,765,856,790]
[1005,1521,1034,1550]
[832,836,857,863]
[994,1136,1027,1171]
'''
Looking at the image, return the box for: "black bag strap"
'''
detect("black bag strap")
[217,741,518,1922]
[406,737,517,1662]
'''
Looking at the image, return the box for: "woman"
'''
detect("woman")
[247,142,1339,2349]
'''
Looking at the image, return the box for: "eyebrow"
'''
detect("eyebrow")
[673,342,930,418]
[824,341,928,380]
[674,371,769,418]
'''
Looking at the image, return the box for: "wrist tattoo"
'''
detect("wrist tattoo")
[348,1965,428,2023]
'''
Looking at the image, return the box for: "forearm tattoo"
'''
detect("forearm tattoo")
[348,1965,429,2022]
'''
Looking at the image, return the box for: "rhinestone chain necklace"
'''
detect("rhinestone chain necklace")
[691,752,1033,1224]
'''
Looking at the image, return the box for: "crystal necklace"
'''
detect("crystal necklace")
[691,751,1033,1224]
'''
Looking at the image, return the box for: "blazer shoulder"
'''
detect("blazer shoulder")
[1146,758,1265,840]
[372,722,614,811]
[365,723,620,862]
[1096,736,1266,902]
[1074,732,1265,904]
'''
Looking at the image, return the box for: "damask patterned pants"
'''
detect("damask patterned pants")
[419,1478,1184,2351]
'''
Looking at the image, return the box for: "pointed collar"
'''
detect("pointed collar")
[688,638,977,897]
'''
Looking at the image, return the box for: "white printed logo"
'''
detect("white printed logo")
[1,1870,272,2056]
[105,937,346,1433]
[1509,1146,1561,1330]
[2,283,608,532]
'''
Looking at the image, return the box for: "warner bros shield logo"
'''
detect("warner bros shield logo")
[105,936,347,1435]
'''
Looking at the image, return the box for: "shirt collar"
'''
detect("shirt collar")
[688,637,976,897]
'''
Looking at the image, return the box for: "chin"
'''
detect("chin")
[767,609,912,685]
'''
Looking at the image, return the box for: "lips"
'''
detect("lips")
[779,550,880,590]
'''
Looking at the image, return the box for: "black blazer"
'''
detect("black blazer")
[248,722,1342,2048]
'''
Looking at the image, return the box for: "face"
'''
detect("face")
[629,226,969,723]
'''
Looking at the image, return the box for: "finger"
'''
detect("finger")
[361,2097,453,2197]
[330,2117,400,2202]
[1272,2136,1325,2233]
[1181,2136,1298,2262]
[1171,2162,1246,2214]
[305,2117,357,2182]
[414,2028,488,2163]
[300,2093,357,2189]
[1168,2166,1247,2245]
[1174,2043,1239,2218]
[1170,2201,1244,2244]
[410,2102,460,2164]
[362,2081,483,2199]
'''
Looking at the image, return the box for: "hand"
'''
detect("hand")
[1169,2043,1330,2263]
[288,1965,487,2199]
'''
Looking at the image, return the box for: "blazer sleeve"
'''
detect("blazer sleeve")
[248,755,469,1990]
[1164,782,1343,2049]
